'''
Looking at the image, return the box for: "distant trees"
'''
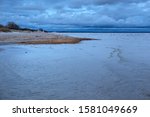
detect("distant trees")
[0,24,4,28]
[39,28,44,32]
[0,21,48,32]
[6,22,20,30]
[0,22,19,32]
[0,24,10,32]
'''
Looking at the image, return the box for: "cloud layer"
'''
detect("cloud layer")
[0,0,150,29]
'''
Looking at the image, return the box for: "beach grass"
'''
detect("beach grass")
[0,27,11,32]
[0,32,96,44]
[18,37,95,44]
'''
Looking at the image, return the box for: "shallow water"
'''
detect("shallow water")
[0,33,150,99]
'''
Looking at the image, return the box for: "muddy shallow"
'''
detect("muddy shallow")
[0,33,150,99]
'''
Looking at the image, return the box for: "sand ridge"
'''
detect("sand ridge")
[0,32,95,44]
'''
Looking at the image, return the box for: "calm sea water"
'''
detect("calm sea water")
[47,28,150,33]
[0,33,150,99]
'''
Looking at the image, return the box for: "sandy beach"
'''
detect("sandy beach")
[0,32,94,44]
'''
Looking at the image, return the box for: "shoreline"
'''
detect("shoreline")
[0,31,96,44]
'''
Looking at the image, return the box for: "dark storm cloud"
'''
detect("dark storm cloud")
[0,0,150,28]
[66,0,149,8]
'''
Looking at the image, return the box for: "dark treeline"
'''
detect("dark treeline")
[0,22,48,32]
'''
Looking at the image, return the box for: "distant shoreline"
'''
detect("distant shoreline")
[47,28,150,33]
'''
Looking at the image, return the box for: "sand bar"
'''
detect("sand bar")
[0,32,95,44]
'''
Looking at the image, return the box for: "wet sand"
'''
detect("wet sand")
[0,33,150,100]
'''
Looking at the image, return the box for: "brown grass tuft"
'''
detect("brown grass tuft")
[18,38,94,44]
[0,27,11,32]
[0,32,98,44]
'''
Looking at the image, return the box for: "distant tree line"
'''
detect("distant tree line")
[0,22,48,32]
[7,22,20,29]
[0,22,20,30]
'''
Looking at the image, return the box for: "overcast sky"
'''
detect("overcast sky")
[0,0,150,29]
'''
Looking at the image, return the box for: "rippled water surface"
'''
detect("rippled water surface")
[0,33,150,99]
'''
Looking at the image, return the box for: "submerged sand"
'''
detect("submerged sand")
[0,32,94,44]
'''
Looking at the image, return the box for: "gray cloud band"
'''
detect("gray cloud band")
[0,0,150,27]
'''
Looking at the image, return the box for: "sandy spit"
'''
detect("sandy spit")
[0,32,95,44]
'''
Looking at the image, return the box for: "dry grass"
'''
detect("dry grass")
[0,32,97,44]
[0,27,10,32]
[18,38,94,44]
